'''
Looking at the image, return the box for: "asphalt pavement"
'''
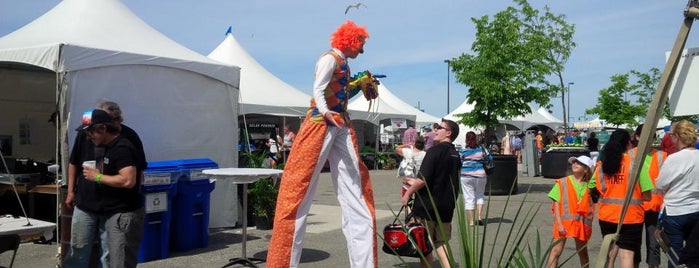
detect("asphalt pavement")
[1,166,652,267]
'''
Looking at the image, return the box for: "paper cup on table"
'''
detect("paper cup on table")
[82,160,96,169]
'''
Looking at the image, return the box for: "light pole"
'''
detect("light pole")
[444,59,451,114]
[567,82,574,130]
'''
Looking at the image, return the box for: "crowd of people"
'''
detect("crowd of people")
[546,122,699,268]
[56,19,698,268]
[397,122,697,268]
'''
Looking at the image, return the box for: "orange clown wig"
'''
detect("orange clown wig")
[330,20,369,51]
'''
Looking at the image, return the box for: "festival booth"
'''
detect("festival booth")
[0,0,240,260]
[349,82,433,148]
[347,84,415,149]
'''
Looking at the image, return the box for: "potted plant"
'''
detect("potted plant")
[242,150,282,230]
[249,177,279,230]
[375,151,397,170]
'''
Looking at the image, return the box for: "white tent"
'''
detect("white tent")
[348,82,432,126]
[0,0,241,231]
[347,90,415,125]
[499,106,563,131]
[207,29,310,117]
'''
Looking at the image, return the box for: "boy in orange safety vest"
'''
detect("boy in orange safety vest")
[547,155,596,268]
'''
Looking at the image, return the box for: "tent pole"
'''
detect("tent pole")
[282,117,287,163]
[375,124,380,170]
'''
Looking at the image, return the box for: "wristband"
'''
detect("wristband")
[96,173,102,184]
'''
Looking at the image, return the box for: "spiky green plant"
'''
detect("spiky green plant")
[381,176,581,268]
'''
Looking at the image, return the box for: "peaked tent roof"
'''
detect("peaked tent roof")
[347,85,415,125]
[499,106,563,131]
[0,0,238,86]
[208,30,311,116]
[349,82,437,126]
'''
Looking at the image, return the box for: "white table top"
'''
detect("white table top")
[0,216,55,239]
[202,168,283,184]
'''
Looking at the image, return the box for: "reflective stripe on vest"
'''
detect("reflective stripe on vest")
[597,152,643,208]
[559,176,593,227]
[599,198,643,205]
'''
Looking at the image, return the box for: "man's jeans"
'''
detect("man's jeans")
[662,210,699,266]
[62,207,145,268]
[62,207,106,268]
[103,208,145,268]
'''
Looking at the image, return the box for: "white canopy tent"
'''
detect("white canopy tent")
[350,82,439,127]
[0,0,241,226]
[205,29,409,161]
[445,100,564,146]
[206,29,411,124]
[499,106,563,131]
[208,29,310,117]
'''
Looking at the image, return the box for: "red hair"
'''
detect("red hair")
[330,20,369,51]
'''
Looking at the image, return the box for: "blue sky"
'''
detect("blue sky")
[1,0,697,122]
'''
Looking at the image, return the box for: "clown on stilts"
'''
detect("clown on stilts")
[266,20,380,268]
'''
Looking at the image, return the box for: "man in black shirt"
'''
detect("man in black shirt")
[79,108,143,267]
[587,132,599,152]
[63,102,146,268]
[402,119,461,268]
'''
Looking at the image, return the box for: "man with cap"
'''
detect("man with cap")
[63,105,146,268]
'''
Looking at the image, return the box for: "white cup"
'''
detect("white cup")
[82,160,96,169]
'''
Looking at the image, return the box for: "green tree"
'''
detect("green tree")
[631,67,699,123]
[450,0,575,134]
[588,68,699,128]
[586,73,646,128]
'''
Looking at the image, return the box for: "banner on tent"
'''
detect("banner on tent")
[391,119,407,129]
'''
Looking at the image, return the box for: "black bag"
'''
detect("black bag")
[382,206,433,258]
[481,145,495,175]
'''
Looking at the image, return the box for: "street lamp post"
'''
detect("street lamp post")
[444,59,451,114]
[567,82,574,130]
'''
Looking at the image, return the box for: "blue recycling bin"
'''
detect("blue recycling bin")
[170,158,218,252]
[138,160,181,263]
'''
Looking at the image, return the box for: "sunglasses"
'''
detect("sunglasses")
[434,125,451,131]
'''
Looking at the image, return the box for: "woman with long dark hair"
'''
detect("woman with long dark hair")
[459,131,487,226]
[591,129,653,268]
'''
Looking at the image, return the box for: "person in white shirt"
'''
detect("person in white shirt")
[266,133,279,168]
[656,120,699,267]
